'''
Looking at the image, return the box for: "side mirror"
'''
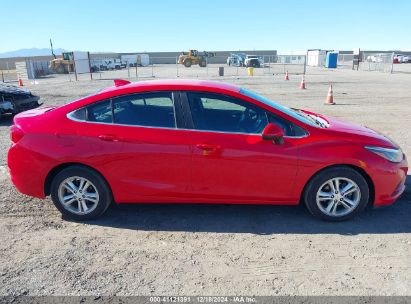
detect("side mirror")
[262,123,285,144]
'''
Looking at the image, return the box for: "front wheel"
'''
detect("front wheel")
[50,166,112,220]
[303,167,369,221]
[184,59,192,67]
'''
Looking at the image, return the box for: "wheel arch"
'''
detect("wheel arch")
[300,164,375,206]
[44,162,113,198]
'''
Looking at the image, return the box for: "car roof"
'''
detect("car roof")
[99,79,241,95]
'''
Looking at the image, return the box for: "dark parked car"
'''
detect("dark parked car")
[245,55,261,68]
[0,83,41,116]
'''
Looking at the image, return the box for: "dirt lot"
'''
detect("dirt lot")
[0,66,410,297]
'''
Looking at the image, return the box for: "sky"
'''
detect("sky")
[0,0,410,53]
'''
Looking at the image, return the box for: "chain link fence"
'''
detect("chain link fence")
[337,54,354,69]
[83,54,306,80]
[360,52,394,73]
[0,61,17,83]
[7,50,411,83]
[0,53,307,83]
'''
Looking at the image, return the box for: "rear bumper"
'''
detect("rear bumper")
[0,96,42,114]
[8,143,47,199]
[16,98,42,112]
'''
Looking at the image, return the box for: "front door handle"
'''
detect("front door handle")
[98,134,119,142]
[196,143,218,152]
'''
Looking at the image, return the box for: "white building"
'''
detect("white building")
[307,50,327,67]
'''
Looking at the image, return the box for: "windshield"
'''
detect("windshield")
[240,88,319,127]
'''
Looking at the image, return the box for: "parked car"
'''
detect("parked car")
[366,55,382,63]
[245,55,261,67]
[0,83,42,116]
[394,54,409,63]
[395,55,404,63]
[8,80,408,221]
[400,55,409,63]
[227,53,246,66]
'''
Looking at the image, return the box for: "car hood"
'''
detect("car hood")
[300,109,399,148]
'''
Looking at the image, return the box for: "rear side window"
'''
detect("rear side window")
[112,92,175,128]
[68,93,176,128]
[70,108,86,121]
[87,100,113,123]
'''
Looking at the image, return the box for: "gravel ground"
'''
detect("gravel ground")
[0,66,410,297]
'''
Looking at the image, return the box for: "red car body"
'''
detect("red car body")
[8,80,408,210]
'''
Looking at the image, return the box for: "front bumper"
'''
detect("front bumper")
[370,155,408,206]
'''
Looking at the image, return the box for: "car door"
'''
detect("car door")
[71,91,191,203]
[107,91,191,202]
[182,91,301,203]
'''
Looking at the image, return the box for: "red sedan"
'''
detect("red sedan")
[8,80,408,221]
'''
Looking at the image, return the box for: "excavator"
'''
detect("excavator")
[178,50,216,67]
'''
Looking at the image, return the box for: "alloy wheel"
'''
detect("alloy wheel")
[316,177,361,217]
[57,176,100,215]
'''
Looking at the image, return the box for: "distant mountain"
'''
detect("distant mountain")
[0,48,67,58]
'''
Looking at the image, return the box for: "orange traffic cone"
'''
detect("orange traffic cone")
[325,83,335,105]
[299,75,306,89]
[285,71,289,80]
[18,78,24,87]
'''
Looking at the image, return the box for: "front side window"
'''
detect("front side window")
[240,88,317,127]
[112,92,175,128]
[268,113,307,137]
[187,92,268,134]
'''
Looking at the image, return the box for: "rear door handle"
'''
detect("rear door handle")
[98,134,119,142]
[196,143,219,152]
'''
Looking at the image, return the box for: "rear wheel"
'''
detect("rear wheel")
[303,167,369,221]
[50,166,112,220]
[199,60,207,67]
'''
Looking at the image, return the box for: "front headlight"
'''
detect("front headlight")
[364,146,403,163]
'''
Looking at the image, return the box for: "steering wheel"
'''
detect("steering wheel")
[238,108,265,133]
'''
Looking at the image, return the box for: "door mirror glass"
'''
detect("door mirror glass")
[262,123,284,144]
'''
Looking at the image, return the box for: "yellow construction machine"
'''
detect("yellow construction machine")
[49,52,74,74]
[178,50,216,67]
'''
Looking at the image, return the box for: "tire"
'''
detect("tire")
[303,167,369,221]
[184,59,192,67]
[55,65,65,74]
[50,165,112,220]
[199,60,207,67]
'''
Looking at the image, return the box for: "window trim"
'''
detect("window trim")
[66,90,309,139]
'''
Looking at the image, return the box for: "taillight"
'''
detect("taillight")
[10,125,25,143]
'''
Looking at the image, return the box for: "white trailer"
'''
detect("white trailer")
[307,50,327,67]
